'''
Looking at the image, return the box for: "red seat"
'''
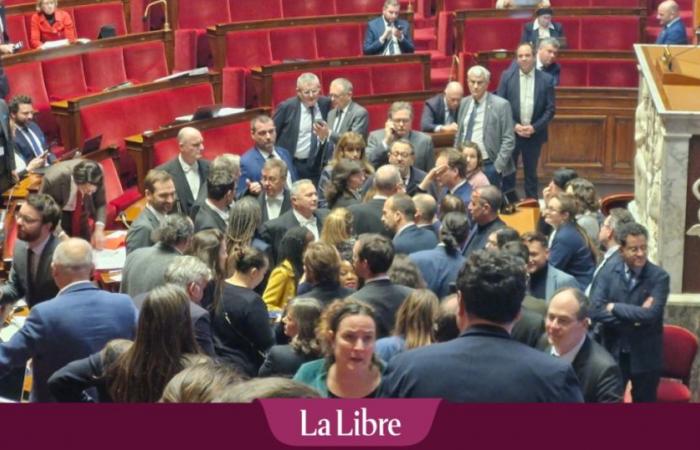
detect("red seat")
[5,14,28,48]
[580,17,640,50]
[123,41,169,83]
[99,157,139,227]
[229,0,282,21]
[82,48,128,91]
[316,24,362,58]
[335,0,384,14]
[221,67,247,107]
[163,83,215,119]
[6,62,58,139]
[200,122,252,160]
[588,60,638,88]
[271,71,303,106]
[657,325,698,403]
[281,0,335,17]
[556,17,581,50]
[371,63,425,93]
[559,60,589,87]
[320,68,372,97]
[364,103,390,131]
[177,0,230,29]
[41,55,89,100]
[442,0,494,9]
[153,139,180,166]
[485,59,512,91]
[72,2,127,40]
[226,30,272,68]
[270,27,318,62]
[462,18,527,53]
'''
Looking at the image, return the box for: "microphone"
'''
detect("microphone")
[143,0,170,31]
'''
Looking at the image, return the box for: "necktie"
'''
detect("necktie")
[267,152,275,160]
[464,101,479,142]
[309,106,318,158]
[332,108,343,134]
[71,190,84,237]
[20,128,43,158]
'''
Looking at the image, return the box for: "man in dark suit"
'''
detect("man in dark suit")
[586,208,634,295]
[237,114,297,198]
[351,233,412,338]
[497,42,555,201]
[0,5,13,99]
[455,65,515,188]
[9,95,54,176]
[420,81,463,133]
[348,164,402,237]
[0,238,138,402]
[522,231,579,302]
[0,194,60,308]
[463,186,506,257]
[193,168,235,233]
[378,250,583,402]
[520,6,565,49]
[257,158,292,223]
[419,148,472,205]
[363,0,414,56]
[0,98,16,193]
[273,73,332,183]
[363,140,427,198]
[542,287,624,403]
[325,78,369,144]
[158,126,210,217]
[121,214,193,298]
[367,102,434,172]
[259,179,329,265]
[536,37,561,86]
[590,222,669,402]
[39,159,106,248]
[655,0,688,45]
[125,169,176,254]
[413,193,440,236]
[382,193,437,254]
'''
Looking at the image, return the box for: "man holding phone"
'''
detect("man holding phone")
[363,0,414,55]
[9,95,54,177]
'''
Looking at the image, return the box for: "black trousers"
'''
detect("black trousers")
[619,352,660,402]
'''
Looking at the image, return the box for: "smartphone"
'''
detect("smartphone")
[314,118,326,126]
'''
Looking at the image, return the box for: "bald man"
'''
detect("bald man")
[157,126,210,216]
[656,0,688,44]
[421,81,464,133]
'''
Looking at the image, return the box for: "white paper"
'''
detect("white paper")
[41,39,70,50]
[93,247,126,270]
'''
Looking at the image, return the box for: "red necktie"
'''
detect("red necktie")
[71,190,84,237]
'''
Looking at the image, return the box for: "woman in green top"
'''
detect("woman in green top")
[294,299,383,398]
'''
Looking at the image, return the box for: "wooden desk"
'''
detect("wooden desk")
[499,206,540,235]
[1,174,42,203]
[98,271,122,292]
[123,197,147,224]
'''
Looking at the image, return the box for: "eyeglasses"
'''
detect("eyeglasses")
[391,118,411,124]
[389,151,412,159]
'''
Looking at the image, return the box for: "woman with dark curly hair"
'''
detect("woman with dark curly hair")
[324,159,365,210]
[565,177,602,243]
[318,132,374,207]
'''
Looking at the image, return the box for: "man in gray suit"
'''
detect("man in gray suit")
[319,78,369,144]
[367,101,435,172]
[120,214,193,298]
[125,169,176,254]
[522,231,578,302]
[455,65,515,188]
[0,194,61,308]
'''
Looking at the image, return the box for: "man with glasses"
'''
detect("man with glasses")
[324,78,369,144]
[367,101,434,172]
[273,73,331,184]
[363,140,428,197]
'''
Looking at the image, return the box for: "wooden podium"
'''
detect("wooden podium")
[634,44,700,293]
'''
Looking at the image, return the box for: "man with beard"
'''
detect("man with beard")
[126,169,176,254]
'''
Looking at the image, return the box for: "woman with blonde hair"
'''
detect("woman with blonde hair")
[375,289,439,362]
[318,132,374,208]
[320,207,355,261]
[30,0,77,49]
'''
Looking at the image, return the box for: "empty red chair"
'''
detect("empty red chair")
[178,0,230,29]
[335,0,384,14]
[486,58,513,91]
[99,157,140,227]
[5,62,56,138]
[123,41,169,83]
[270,27,318,62]
[580,17,640,50]
[164,84,215,118]
[221,67,247,107]
[320,67,372,96]
[226,30,273,68]
[656,325,698,403]
[72,2,127,40]
[555,17,581,50]
[558,60,589,87]
[5,14,28,48]
[462,18,527,53]
[82,48,128,91]
[200,122,252,160]
[371,63,425,93]
[153,139,180,166]
[42,55,89,100]
[364,103,390,131]
[410,100,424,130]
[281,0,335,17]
[271,71,303,106]
[588,60,638,88]
[229,0,282,21]
[80,100,132,149]
[316,24,362,58]
[442,0,494,9]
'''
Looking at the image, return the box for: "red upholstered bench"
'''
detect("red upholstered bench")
[336,0,385,14]
[281,0,335,17]
[42,55,89,100]
[230,0,282,21]
[316,24,364,59]
[82,47,128,92]
[5,14,28,48]
[123,41,169,83]
[579,17,640,50]
[5,61,58,140]
[559,60,590,87]
[174,0,232,70]
[587,60,638,87]
[72,2,127,40]
[270,27,319,61]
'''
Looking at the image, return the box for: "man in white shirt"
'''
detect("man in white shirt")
[323,78,369,144]
[362,0,414,56]
[258,158,291,223]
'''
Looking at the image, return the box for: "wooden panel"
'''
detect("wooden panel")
[542,115,606,168]
[610,115,635,171]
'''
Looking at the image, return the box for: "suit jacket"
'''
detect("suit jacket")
[410,245,464,299]
[13,122,51,164]
[545,264,580,302]
[496,66,555,146]
[549,222,596,289]
[157,157,210,217]
[327,101,369,144]
[539,336,623,403]
[0,99,17,193]
[0,235,59,307]
[378,324,583,402]
[0,282,137,402]
[273,96,332,158]
[258,344,317,378]
[520,21,565,48]
[541,61,561,86]
[589,257,669,375]
[511,308,545,348]
[303,282,355,307]
[0,9,9,99]
[462,217,507,257]
[40,158,107,225]
[656,18,688,45]
[420,93,460,132]
[352,278,413,338]
[393,223,438,255]
[347,197,391,237]
[258,189,292,223]
[363,16,414,55]
[125,206,160,254]
[259,208,329,265]
[120,242,180,298]
[362,166,427,198]
[454,94,516,176]
[367,129,435,172]
[237,146,298,197]
[193,201,226,233]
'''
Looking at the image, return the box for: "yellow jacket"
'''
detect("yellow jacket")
[263,260,296,312]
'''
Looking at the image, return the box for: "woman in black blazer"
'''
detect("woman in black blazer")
[520,6,565,49]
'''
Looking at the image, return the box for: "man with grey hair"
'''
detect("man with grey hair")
[536,37,561,85]
[363,0,414,55]
[0,238,137,401]
[586,208,634,295]
[367,101,434,172]
[455,65,515,189]
[133,257,215,356]
[121,214,194,298]
[349,164,402,237]
[413,193,439,236]
[321,78,369,144]
[212,153,241,183]
[273,73,332,183]
[260,179,329,264]
[158,126,210,216]
[421,81,464,133]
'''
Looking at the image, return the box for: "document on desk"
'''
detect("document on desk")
[93,247,126,270]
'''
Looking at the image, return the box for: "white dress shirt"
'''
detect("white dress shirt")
[178,154,201,200]
[550,334,586,365]
[265,192,285,220]
[381,19,402,55]
[295,104,320,160]
[463,94,488,160]
[293,209,319,240]
[519,69,535,126]
[257,148,293,189]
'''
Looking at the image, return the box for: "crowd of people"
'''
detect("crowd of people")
[0,0,677,403]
